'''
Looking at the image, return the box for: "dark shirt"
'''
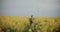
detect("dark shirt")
[29,18,33,25]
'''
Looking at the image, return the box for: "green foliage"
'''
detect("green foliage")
[53,25,60,32]
[23,24,30,32]
[10,28,16,32]
[2,27,7,32]
[31,23,41,32]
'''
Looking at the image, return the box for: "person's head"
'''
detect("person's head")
[31,15,33,18]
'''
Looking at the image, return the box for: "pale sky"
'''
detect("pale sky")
[0,0,60,16]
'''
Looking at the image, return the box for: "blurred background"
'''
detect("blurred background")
[0,0,60,32]
[0,0,60,17]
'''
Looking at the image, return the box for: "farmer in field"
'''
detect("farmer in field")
[29,15,34,25]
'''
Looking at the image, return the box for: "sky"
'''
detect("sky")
[0,0,60,16]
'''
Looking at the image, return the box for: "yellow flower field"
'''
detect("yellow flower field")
[0,16,60,32]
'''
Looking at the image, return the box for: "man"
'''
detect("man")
[29,15,33,25]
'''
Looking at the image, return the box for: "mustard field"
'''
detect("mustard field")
[0,16,60,32]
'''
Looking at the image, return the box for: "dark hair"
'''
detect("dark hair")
[31,15,33,18]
